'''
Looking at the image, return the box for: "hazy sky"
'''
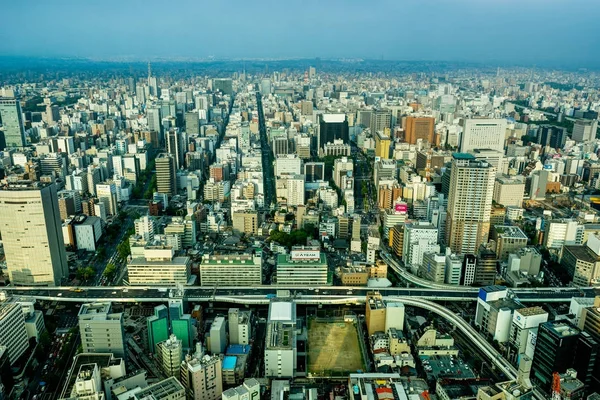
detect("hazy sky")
[1,0,599,67]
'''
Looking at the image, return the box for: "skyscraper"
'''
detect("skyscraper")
[445,154,496,254]
[459,118,507,153]
[0,97,26,149]
[370,109,392,135]
[0,181,68,286]
[167,129,184,170]
[318,114,349,149]
[404,116,435,144]
[156,153,177,196]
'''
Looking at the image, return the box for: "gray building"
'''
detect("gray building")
[0,97,26,148]
[78,302,125,358]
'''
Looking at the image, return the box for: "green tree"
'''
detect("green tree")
[104,263,117,279]
[117,238,131,261]
[76,266,95,281]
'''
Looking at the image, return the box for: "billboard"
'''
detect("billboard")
[395,203,408,213]
[290,250,320,260]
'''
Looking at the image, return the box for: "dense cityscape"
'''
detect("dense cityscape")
[0,48,600,400]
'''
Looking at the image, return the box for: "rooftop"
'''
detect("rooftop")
[493,225,528,239]
[223,356,237,370]
[321,114,346,123]
[516,306,547,317]
[545,321,580,337]
[268,300,294,322]
[564,245,600,263]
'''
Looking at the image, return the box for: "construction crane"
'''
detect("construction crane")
[552,371,561,400]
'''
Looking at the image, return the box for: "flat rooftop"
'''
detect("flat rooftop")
[493,225,528,239]
[564,245,600,263]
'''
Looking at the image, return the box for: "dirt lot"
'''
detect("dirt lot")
[307,318,364,375]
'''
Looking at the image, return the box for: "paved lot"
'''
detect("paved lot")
[307,318,364,375]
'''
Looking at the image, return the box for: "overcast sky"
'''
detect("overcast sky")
[1,0,598,67]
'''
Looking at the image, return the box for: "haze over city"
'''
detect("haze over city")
[1,2,600,400]
[1,0,599,68]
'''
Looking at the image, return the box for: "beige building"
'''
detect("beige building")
[366,292,386,335]
[0,181,68,286]
[156,153,177,196]
[127,246,191,286]
[180,352,223,400]
[232,211,259,235]
[157,334,183,377]
[493,176,525,207]
[446,154,496,254]
[490,225,529,260]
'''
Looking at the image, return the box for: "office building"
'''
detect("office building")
[128,247,191,286]
[133,377,186,400]
[181,350,223,400]
[493,176,525,207]
[185,111,200,135]
[157,334,183,377]
[509,307,548,359]
[402,222,440,271]
[445,154,496,254]
[265,299,297,378]
[0,181,68,286]
[572,119,598,143]
[459,118,507,153]
[370,109,392,135]
[134,215,155,242]
[78,302,125,359]
[156,153,177,196]
[96,182,118,216]
[228,308,252,346]
[0,97,26,148]
[276,246,328,285]
[232,211,259,235]
[530,321,582,395]
[209,316,227,354]
[148,305,169,354]
[0,302,29,364]
[222,379,260,400]
[490,225,528,260]
[405,116,435,144]
[561,234,600,287]
[536,125,567,148]
[200,252,262,286]
[72,215,103,252]
[213,78,233,95]
[318,114,349,149]
[544,219,584,250]
[304,162,325,182]
[475,286,523,343]
[419,252,446,283]
[366,292,386,335]
[375,130,391,159]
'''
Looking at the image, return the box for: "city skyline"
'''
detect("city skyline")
[1,0,599,68]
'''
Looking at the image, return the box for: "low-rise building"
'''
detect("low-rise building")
[276,246,328,285]
[201,252,262,286]
[127,246,191,286]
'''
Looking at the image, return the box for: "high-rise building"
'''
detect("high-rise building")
[96,182,118,216]
[185,111,200,135]
[157,334,183,377]
[212,78,233,95]
[304,162,325,182]
[78,302,125,358]
[0,302,29,364]
[404,116,435,144]
[536,125,567,148]
[0,97,26,148]
[530,321,583,395]
[167,129,184,170]
[318,114,349,149]
[445,154,496,254]
[370,109,392,135]
[228,308,252,345]
[181,350,223,400]
[375,130,391,159]
[0,181,68,286]
[134,215,155,242]
[572,119,598,143]
[459,118,507,153]
[147,305,169,353]
[232,211,259,235]
[156,153,177,196]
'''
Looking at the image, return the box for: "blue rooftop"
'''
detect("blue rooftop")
[452,153,475,160]
[226,344,251,355]
[223,356,237,370]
